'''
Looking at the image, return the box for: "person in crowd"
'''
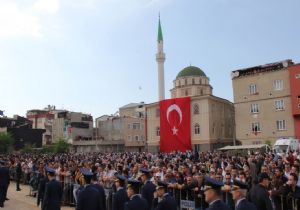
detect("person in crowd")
[140,168,156,210]
[152,181,177,210]
[124,180,148,210]
[76,169,104,210]
[282,173,300,210]
[0,160,10,208]
[203,176,230,210]
[112,174,128,210]
[42,166,63,210]
[231,179,257,210]
[15,158,22,191]
[90,173,106,210]
[248,172,273,210]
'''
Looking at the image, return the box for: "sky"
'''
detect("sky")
[0,0,300,118]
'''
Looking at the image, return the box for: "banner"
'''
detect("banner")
[159,97,191,152]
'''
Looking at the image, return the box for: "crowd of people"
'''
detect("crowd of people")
[0,149,300,210]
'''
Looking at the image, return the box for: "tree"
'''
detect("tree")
[53,139,70,153]
[21,143,36,154]
[0,132,14,153]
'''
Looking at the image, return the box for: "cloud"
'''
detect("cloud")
[0,2,42,38]
[33,0,60,15]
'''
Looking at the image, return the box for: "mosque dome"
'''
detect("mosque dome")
[176,66,206,79]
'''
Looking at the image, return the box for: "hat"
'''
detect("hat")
[156,181,168,190]
[231,179,249,190]
[127,179,141,192]
[258,172,270,181]
[115,174,126,183]
[80,168,93,177]
[45,166,56,175]
[204,176,223,191]
[140,168,150,176]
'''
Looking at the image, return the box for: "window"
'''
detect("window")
[135,135,139,141]
[273,80,283,90]
[249,84,257,94]
[127,124,131,129]
[156,127,160,136]
[250,104,259,113]
[275,100,284,110]
[276,120,286,130]
[194,124,200,134]
[193,104,199,115]
[156,109,160,117]
[192,78,195,84]
[132,123,140,130]
[127,135,131,140]
[140,135,144,141]
[251,122,261,132]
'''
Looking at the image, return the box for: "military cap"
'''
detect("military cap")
[115,174,126,183]
[156,181,168,190]
[140,168,150,175]
[127,179,141,192]
[204,176,224,191]
[45,166,56,175]
[80,168,93,177]
[231,179,249,190]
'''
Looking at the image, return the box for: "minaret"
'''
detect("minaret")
[156,15,165,101]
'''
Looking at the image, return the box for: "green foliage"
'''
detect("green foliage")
[0,132,14,153]
[41,145,55,154]
[54,139,70,153]
[265,140,272,147]
[21,143,36,154]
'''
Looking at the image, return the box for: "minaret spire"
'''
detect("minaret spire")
[156,14,165,101]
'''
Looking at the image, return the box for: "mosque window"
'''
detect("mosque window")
[193,104,199,115]
[192,78,195,84]
[194,124,200,134]
[185,90,188,96]
[199,78,202,84]
[185,78,187,85]
[156,127,160,136]
[156,109,160,117]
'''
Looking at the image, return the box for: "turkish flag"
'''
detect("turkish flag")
[159,97,191,152]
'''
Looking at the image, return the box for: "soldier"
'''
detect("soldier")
[140,168,156,210]
[248,173,273,210]
[90,173,106,210]
[0,160,10,208]
[231,179,257,210]
[124,179,148,210]
[203,176,230,210]
[42,166,63,210]
[15,158,22,191]
[152,181,177,210]
[76,169,104,210]
[112,174,129,210]
[37,168,48,209]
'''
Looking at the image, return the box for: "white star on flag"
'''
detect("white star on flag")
[172,126,178,135]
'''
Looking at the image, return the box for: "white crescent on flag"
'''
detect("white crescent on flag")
[166,104,183,125]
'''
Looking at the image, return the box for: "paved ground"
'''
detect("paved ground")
[3,182,74,210]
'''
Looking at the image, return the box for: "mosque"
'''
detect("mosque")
[146,18,235,152]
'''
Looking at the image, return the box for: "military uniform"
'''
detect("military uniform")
[152,181,177,210]
[37,173,49,209]
[140,169,156,210]
[76,169,105,210]
[112,175,129,210]
[124,180,148,210]
[0,161,10,208]
[231,180,257,210]
[204,176,230,210]
[42,167,63,210]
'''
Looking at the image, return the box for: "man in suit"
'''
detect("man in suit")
[140,168,156,210]
[15,158,22,191]
[124,179,148,210]
[76,169,104,210]
[152,181,177,210]
[203,176,230,210]
[112,174,129,210]
[37,169,48,209]
[248,173,273,210]
[231,179,257,210]
[0,160,10,208]
[42,166,63,210]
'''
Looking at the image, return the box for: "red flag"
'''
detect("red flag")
[159,97,191,152]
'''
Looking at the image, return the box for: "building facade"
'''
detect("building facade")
[146,66,235,152]
[232,59,299,145]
